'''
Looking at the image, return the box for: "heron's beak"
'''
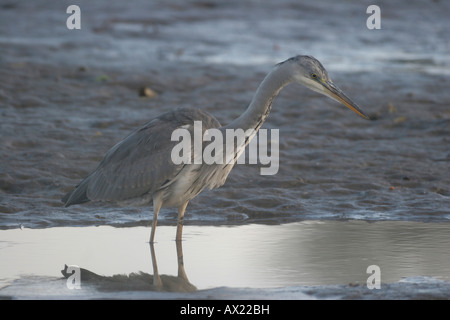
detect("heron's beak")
[322,81,370,120]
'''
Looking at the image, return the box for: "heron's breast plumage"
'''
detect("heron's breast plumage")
[158,162,234,207]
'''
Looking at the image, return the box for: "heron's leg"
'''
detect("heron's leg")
[150,197,163,243]
[175,201,188,242]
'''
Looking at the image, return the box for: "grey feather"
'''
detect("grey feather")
[63,107,221,206]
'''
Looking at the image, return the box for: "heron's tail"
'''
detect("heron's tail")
[62,178,91,207]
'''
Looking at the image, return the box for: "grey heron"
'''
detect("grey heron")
[62,55,370,243]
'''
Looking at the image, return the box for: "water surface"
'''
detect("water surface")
[1,221,450,299]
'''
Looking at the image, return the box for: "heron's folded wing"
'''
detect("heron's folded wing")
[85,119,184,201]
[63,108,221,205]
[85,108,221,202]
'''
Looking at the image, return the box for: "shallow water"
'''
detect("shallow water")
[1,221,450,299]
[0,0,449,299]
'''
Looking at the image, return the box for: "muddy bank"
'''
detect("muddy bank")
[0,0,449,229]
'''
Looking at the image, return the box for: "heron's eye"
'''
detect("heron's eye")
[311,73,318,79]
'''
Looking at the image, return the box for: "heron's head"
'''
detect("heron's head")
[281,55,370,119]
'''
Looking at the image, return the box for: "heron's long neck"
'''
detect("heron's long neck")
[226,65,293,132]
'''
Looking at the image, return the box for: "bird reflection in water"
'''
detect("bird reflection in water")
[61,240,196,292]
